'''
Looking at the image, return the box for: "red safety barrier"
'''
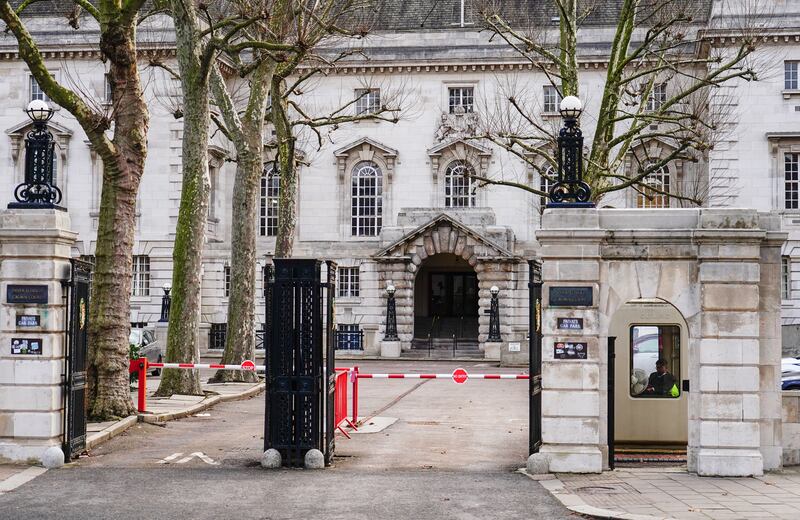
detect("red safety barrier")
[333,369,358,438]
[128,357,262,413]
[355,367,529,383]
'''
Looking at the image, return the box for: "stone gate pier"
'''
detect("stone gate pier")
[535,208,785,477]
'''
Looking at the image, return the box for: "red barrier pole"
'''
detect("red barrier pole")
[138,358,147,413]
[352,365,359,424]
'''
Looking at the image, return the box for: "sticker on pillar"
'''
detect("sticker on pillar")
[11,338,43,355]
[508,342,521,352]
[554,341,587,360]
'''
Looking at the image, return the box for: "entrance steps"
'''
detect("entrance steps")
[406,338,482,359]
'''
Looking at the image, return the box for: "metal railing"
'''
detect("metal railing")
[427,315,439,357]
[209,323,227,350]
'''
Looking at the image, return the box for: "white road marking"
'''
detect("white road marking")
[0,467,48,494]
[158,452,183,464]
[175,452,219,465]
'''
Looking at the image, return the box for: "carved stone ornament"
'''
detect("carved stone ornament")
[435,106,480,143]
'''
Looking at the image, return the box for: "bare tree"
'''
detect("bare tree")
[472,0,768,205]
[208,0,407,380]
[0,0,154,419]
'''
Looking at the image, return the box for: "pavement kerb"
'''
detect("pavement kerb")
[139,382,265,424]
[519,469,674,520]
[86,416,139,451]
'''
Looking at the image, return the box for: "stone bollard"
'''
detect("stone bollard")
[304,449,325,469]
[261,449,281,469]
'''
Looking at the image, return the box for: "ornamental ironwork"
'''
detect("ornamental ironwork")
[11,106,62,208]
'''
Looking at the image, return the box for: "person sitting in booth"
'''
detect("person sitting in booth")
[645,358,677,396]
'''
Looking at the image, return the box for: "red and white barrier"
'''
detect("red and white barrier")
[147,362,265,371]
[357,373,529,379]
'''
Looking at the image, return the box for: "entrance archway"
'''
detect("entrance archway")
[413,253,479,351]
[609,299,689,447]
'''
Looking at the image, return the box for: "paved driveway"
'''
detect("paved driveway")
[0,360,576,520]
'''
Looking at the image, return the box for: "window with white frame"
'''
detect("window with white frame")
[787,153,800,210]
[448,86,474,113]
[543,85,561,113]
[782,256,792,300]
[30,76,49,102]
[539,166,555,211]
[646,83,667,111]
[338,266,360,297]
[355,88,381,115]
[786,61,799,90]
[637,165,670,208]
[131,255,150,296]
[260,164,279,236]
[351,161,383,237]
[224,265,231,297]
[444,160,477,207]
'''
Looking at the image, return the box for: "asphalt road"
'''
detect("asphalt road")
[0,360,576,520]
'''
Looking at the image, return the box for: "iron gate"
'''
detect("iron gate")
[63,258,91,460]
[528,259,543,454]
[324,261,336,465]
[264,259,336,467]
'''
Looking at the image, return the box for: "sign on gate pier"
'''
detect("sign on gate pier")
[557,317,583,330]
[549,286,593,307]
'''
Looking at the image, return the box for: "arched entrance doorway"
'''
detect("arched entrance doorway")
[413,253,479,353]
[609,299,689,447]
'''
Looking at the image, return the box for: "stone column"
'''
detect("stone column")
[377,259,410,356]
[0,209,77,462]
[536,208,605,473]
[694,210,777,477]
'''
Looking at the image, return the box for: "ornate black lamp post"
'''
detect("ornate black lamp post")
[9,100,62,209]
[487,285,501,342]
[547,96,594,208]
[159,283,172,322]
[384,283,399,341]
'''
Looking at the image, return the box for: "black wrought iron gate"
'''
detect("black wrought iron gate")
[63,258,91,460]
[264,259,336,467]
[528,259,543,454]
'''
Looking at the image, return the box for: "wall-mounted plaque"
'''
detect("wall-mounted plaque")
[16,315,41,327]
[11,338,42,355]
[554,341,587,360]
[557,317,584,330]
[549,286,593,307]
[508,342,521,352]
[7,285,48,304]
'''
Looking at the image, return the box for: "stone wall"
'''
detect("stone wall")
[784,391,800,465]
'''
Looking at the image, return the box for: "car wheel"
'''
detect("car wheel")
[152,354,162,377]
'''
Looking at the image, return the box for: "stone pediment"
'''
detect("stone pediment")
[335,137,397,182]
[6,119,73,163]
[374,213,515,266]
[334,137,397,159]
[426,138,491,159]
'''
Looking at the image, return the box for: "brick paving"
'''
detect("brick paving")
[539,466,800,520]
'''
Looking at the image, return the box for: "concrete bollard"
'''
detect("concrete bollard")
[41,446,65,469]
[261,449,281,469]
[304,449,325,469]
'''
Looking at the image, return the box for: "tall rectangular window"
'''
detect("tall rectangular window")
[646,83,667,111]
[260,165,279,236]
[786,153,799,210]
[448,86,474,113]
[131,255,150,296]
[783,256,791,300]
[355,88,381,115]
[104,73,113,103]
[786,61,799,90]
[543,85,561,113]
[224,265,231,297]
[30,76,49,102]
[338,266,360,297]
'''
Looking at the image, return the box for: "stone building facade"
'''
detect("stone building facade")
[0,2,799,359]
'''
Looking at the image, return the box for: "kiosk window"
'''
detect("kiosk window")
[630,325,680,398]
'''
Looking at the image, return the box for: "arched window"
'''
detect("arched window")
[637,164,670,208]
[444,160,476,208]
[351,161,383,236]
[260,164,279,236]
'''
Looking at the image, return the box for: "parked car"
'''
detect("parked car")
[783,357,800,390]
[632,333,661,374]
[130,328,163,376]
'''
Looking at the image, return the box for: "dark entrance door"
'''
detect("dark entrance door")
[429,272,478,339]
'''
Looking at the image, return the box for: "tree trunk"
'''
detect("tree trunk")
[209,153,260,383]
[155,0,210,397]
[272,79,297,258]
[210,62,275,383]
[87,25,149,420]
